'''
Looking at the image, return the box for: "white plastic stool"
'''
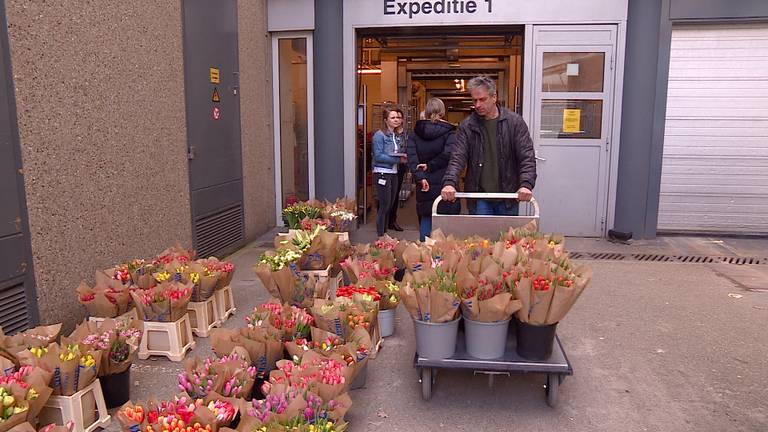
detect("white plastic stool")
[214,286,236,321]
[138,313,195,361]
[87,308,139,328]
[38,379,111,432]
[187,296,221,337]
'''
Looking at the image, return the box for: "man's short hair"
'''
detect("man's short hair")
[467,76,497,96]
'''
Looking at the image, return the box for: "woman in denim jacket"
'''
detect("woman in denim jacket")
[372,106,407,236]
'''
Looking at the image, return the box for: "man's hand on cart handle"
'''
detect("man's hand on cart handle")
[421,179,430,192]
[441,185,457,202]
[517,187,533,201]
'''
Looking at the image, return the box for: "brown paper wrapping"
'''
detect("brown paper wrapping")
[512,277,532,323]
[77,282,119,318]
[0,413,27,432]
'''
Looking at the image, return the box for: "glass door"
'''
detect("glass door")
[272,33,315,224]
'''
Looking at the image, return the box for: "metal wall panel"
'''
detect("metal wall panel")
[183,0,245,258]
[0,0,38,332]
[659,23,768,234]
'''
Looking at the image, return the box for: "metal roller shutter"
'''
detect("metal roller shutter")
[659,23,768,234]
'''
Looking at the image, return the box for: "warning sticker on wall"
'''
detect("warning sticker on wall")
[210,67,220,84]
[562,109,581,134]
[213,106,221,120]
[212,88,221,103]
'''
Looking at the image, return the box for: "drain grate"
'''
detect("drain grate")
[571,252,767,265]
[633,253,673,262]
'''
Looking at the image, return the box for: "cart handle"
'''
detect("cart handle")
[432,192,540,217]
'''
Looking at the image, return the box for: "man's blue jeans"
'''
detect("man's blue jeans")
[419,216,432,242]
[473,199,519,216]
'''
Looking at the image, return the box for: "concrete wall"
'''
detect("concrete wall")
[239,0,277,238]
[6,0,192,328]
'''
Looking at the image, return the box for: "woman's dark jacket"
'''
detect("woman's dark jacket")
[407,120,462,218]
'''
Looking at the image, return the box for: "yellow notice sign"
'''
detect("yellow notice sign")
[210,67,220,84]
[562,109,581,133]
[212,87,221,103]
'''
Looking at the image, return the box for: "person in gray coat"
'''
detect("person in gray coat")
[441,76,537,215]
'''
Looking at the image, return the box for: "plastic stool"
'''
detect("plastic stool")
[215,286,236,321]
[87,308,139,328]
[138,314,195,361]
[38,379,111,432]
[187,296,220,337]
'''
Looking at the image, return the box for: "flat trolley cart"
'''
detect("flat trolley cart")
[415,192,573,407]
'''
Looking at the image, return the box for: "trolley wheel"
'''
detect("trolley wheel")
[421,368,432,400]
[546,373,559,407]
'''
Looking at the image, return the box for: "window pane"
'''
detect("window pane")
[278,38,309,206]
[540,99,603,139]
[542,52,604,92]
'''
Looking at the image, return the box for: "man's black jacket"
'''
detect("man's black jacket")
[443,106,537,196]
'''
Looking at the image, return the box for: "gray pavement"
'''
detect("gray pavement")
[105,230,768,432]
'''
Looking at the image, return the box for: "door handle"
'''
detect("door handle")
[187,146,196,160]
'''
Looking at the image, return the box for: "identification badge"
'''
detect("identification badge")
[378,178,387,186]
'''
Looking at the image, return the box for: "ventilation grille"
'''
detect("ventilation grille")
[571,252,767,265]
[194,204,244,259]
[0,283,30,335]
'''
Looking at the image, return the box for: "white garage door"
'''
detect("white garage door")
[659,23,768,234]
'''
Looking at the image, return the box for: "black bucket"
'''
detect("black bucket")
[250,376,267,400]
[101,368,131,409]
[515,320,558,361]
[394,267,406,282]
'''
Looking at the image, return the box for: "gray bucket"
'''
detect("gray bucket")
[379,308,396,337]
[350,362,367,389]
[464,317,510,359]
[413,317,461,359]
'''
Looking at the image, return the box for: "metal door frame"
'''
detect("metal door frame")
[271,31,316,225]
[528,25,620,236]
[0,0,39,330]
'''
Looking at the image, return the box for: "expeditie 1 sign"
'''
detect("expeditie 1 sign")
[384,0,493,19]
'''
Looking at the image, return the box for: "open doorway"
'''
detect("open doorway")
[355,26,525,233]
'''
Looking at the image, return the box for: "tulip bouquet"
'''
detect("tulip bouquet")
[0,365,53,431]
[279,227,340,272]
[339,256,396,286]
[334,286,380,303]
[130,281,193,322]
[507,257,592,326]
[36,343,102,396]
[322,199,357,233]
[125,259,157,289]
[299,218,331,232]
[70,318,143,376]
[76,280,132,319]
[184,261,219,302]
[282,203,323,230]
[247,303,316,342]
[156,244,196,266]
[254,261,329,308]
[0,384,30,432]
[116,396,219,432]
[178,351,257,400]
[242,389,350,432]
[194,257,236,290]
[400,265,461,323]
